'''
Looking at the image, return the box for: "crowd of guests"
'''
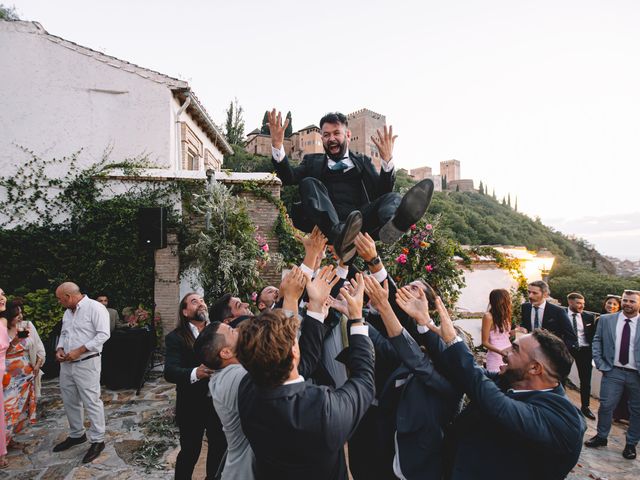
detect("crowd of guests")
[163,225,640,480]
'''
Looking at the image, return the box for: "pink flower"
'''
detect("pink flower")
[261,244,269,252]
[426,224,433,231]
[410,224,417,230]
[425,264,433,272]
[251,291,258,301]
[396,254,408,264]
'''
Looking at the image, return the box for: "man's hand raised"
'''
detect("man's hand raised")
[298,226,328,270]
[340,273,365,320]
[371,125,397,163]
[268,108,289,150]
[280,266,307,312]
[396,286,432,326]
[306,265,340,312]
[363,276,391,313]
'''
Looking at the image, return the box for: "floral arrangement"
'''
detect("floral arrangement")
[380,214,466,309]
[256,233,271,267]
[122,305,160,328]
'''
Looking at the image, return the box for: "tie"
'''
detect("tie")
[329,160,349,171]
[572,313,578,335]
[533,306,540,329]
[619,318,631,365]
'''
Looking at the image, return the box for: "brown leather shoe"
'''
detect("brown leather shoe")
[82,442,105,463]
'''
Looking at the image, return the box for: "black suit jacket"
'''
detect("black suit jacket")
[521,302,578,349]
[442,342,585,480]
[567,310,597,345]
[238,332,375,480]
[272,151,395,203]
[370,327,461,480]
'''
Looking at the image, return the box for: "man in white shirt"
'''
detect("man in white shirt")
[586,289,640,460]
[53,282,110,464]
[267,109,434,263]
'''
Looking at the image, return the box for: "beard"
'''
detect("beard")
[193,309,209,323]
[323,139,348,161]
[498,365,527,388]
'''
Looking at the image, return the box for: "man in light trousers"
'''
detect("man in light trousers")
[53,282,110,464]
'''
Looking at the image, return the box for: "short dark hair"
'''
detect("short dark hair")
[193,321,228,370]
[566,292,584,301]
[95,293,108,299]
[319,112,348,129]
[236,310,299,388]
[532,329,573,382]
[212,293,233,323]
[256,286,269,309]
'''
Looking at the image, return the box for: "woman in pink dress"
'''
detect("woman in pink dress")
[0,287,10,468]
[481,289,514,373]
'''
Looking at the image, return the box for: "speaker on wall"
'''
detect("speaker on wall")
[138,207,167,249]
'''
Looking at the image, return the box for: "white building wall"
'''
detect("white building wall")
[0,22,173,176]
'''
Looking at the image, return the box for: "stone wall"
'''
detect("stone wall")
[154,233,180,340]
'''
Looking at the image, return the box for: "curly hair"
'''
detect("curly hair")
[532,329,573,382]
[236,309,300,388]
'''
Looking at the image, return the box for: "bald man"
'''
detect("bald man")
[53,282,110,464]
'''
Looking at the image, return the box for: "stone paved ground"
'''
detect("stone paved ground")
[0,372,638,479]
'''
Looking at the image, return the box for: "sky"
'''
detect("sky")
[8,0,640,260]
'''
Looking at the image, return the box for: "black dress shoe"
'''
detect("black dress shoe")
[584,435,608,448]
[623,444,637,460]
[333,211,363,263]
[82,442,105,464]
[53,434,87,452]
[581,407,596,420]
[379,179,434,244]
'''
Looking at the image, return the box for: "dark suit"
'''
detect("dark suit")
[272,152,398,240]
[164,329,227,479]
[370,327,461,480]
[442,342,585,480]
[566,310,596,408]
[521,302,578,350]
[238,331,375,480]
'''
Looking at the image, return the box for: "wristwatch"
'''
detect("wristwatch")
[445,335,463,348]
[366,256,381,267]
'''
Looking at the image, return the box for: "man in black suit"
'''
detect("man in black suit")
[566,292,597,419]
[268,109,433,262]
[521,280,578,350]
[237,273,375,480]
[397,290,586,480]
[164,293,227,479]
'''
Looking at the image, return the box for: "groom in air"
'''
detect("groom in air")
[269,109,433,263]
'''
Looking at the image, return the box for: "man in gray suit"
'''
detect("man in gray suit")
[585,289,640,460]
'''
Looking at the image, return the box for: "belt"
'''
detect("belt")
[72,352,101,363]
[614,365,638,373]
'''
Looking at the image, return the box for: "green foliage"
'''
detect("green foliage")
[19,289,65,341]
[379,215,466,309]
[222,144,274,173]
[548,260,640,312]
[224,98,245,146]
[187,181,265,304]
[260,111,270,134]
[133,407,178,473]
[393,169,417,194]
[0,4,19,20]
[285,111,293,138]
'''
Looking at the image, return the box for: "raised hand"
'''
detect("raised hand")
[306,265,340,311]
[396,286,431,326]
[299,226,328,270]
[330,294,349,316]
[340,273,365,320]
[363,276,391,313]
[268,108,290,150]
[370,125,397,162]
[354,232,378,264]
[280,266,307,312]
[433,297,457,344]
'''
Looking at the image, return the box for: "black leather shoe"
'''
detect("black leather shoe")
[584,435,607,448]
[82,442,105,464]
[379,179,434,244]
[53,434,87,452]
[623,444,637,460]
[333,211,363,263]
[581,407,596,420]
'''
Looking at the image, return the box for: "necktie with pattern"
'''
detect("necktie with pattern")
[533,306,540,329]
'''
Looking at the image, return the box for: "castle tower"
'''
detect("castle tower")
[440,159,461,182]
[347,108,387,170]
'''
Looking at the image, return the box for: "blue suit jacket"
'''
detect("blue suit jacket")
[592,312,640,372]
[442,342,585,480]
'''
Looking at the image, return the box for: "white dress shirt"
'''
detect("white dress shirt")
[614,312,638,370]
[189,321,209,383]
[57,295,110,359]
[271,145,395,172]
[531,301,546,329]
[568,310,589,347]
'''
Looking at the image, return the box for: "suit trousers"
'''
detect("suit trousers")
[174,391,227,480]
[59,356,105,443]
[571,346,593,408]
[298,177,401,241]
[596,367,640,445]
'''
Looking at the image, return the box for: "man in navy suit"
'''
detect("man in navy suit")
[268,109,433,262]
[397,290,585,480]
[520,280,578,350]
[585,289,640,460]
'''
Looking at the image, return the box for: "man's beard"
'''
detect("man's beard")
[193,310,209,323]
[324,139,347,161]
[499,365,526,388]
